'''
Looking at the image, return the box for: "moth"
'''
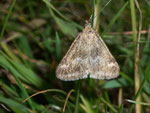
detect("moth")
[56,23,120,81]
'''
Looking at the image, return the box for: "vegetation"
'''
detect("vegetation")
[0,0,150,113]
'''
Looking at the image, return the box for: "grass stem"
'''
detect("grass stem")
[74,80,81,113]
[130,0,142,112]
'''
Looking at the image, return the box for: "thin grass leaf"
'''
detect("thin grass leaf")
[56,32,61,60]
[118,104,123,113]
[0,54,45,88]
[127,99,150,106]
[1,42,22,63]
[0,83,19,97]
[120,72,134,84]
[141,36,150,67]
[0,55,33,84]
[0,59,35,112]
[80,95,94,113]
[0,94,29,113]
[43,0,82,30]
[102,1,129,36]
[17,35,34,59]
[101,97,117,113]
[46,3,77,37]
[41,104,52,113]
[128,66,150,113]
[91,0,96,27]
[23,89,66,103]
[118,45,133,56]
[0,0,16,42]
[96,93,102,113]
[55,17,76,37]
[74,80,81,113]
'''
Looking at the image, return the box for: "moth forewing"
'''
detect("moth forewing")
[56,33,90,81]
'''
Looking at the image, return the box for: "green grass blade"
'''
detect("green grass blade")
[55,32,61,59]
[96,93,102,113]
[0,53,45,88]
[101,97,117,113]
[128,66,150,113]
[127,99,150,106]
[91,0,96,27]
[74,80,81,113]
[118,104,123,113]
[80,95,94,113]
[43,0,82,30]
[1,42,22,63]
[0,0,16,42]
[120,72,134,84]
[102,1,129,36]
[0,95,29,113]
[0,51,35,111]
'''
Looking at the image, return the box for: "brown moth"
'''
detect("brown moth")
[56,23,120,81]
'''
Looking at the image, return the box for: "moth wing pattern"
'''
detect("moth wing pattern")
[89,31,120,79]
[56,33,90,81]
[56,23,120,81]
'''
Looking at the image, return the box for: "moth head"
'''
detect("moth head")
[83,23,94,33]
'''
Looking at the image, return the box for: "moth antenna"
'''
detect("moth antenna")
[89,0,112,23]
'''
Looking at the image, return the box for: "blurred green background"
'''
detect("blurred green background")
[0,0,150,113]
